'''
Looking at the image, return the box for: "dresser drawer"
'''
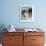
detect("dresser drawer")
[3,36,23,46]
[3,32,23,36]
[3,43,23,46]
[24,32,44,36]
[32,36,45,44]
[32,44,44,46]
[3,35,23,44]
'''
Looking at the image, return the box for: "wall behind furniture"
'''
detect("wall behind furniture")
[0,0,46,29]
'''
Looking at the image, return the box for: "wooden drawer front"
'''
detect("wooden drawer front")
[24,32,44,36]
[3,43,23,46]
[24,36,32,46]
[3,36,9,44]
[3,32,23,36]
[3,36,23,45]
[32,36,45,44]
[32,44,44,46]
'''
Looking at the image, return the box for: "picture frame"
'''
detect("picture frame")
[20,5,34,22]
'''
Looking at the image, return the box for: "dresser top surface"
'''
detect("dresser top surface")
[3,29,45,33]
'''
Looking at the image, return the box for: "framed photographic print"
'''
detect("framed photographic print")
[20,5,34,22]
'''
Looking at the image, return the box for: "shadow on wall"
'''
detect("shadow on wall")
[0,24,7,43]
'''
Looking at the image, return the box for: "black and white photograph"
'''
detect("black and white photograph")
[20,5,34,22]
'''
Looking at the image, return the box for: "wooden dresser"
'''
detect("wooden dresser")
[2,29,45,46]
